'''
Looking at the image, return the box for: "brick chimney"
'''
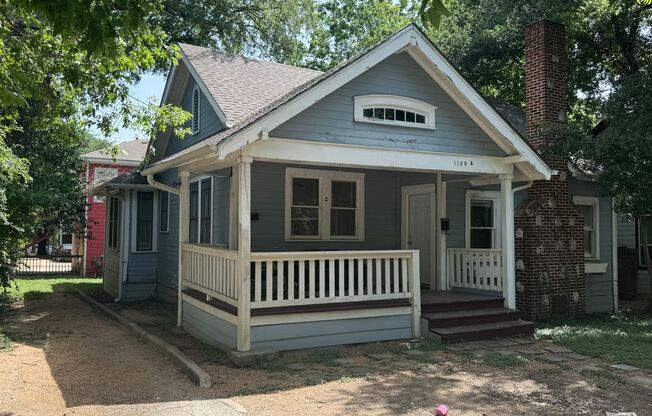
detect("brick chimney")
[514,20,585,320]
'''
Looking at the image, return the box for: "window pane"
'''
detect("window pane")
[200,179,211,244]
[160,191,168,232]
[292,178,319,206]
[373,108,384,119]
[577,204,593,229]
[584,229,593,256]
[188,182,199,243]
[406,111,415,122]
[291,207,319,236]
[470,200,493,227]
[395,109,405,121]
[385,108,394,120]
[363,108,373,118]
[331,209,356,236]
[332,181,356,208]
[470,229,493,249]
[416,114,426,124]
[136,192,153,251]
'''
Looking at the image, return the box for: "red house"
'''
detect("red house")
[78,139,149,276]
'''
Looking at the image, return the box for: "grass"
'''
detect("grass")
[536,310,652,369]
[6,276,103,302]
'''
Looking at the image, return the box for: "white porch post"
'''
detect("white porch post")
[236,157,252,351]
[409,250,421,337]
[177,170,190,327]
[436,174,447,291]
[500,174,516,308]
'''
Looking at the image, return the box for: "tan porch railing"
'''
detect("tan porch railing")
[447,248,503,292]
[181,243,240,306]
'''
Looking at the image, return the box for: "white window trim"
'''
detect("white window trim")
[189,175,213,245]
[353,95,437,129]
[465,190,501,249]
[285,167,365,241]
[131,190,159,253]
[573,195,600,260]
[159,191,170,233]
[191,85,201,135]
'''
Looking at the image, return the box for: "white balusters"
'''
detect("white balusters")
[447,248,503,292]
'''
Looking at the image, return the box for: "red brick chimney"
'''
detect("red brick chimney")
[514,20,585,320]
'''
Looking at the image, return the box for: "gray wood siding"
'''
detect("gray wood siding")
[271,53,505,157]
[250,314,412,351]
[164,78,224,158]
[617,216,650,294]
[156,169,180,292]
[569,178,615,312]
[182,300,237,350]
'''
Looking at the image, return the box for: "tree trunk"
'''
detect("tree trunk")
[640,216,652,311]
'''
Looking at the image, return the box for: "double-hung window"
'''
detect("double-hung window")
[134,191,155,252]
[573,196,600,259]
[107,197,121,250]
[285,168,364,241]
[466,191,500,249]
[188,176,212,244]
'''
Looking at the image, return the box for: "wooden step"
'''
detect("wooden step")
[421,295,505,313]
[423,307,521,329]
[430,319,535,344]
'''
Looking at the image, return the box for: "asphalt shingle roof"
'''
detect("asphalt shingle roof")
[81,138,149,163]
[179,44,322,126]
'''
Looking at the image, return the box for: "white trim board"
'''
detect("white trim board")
[244,137,516,176]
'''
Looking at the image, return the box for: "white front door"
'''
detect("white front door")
[402,185,436,288]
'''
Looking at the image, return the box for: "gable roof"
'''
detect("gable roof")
[89,171,152,195]
[143,25,551,180]
[81,139,149,166]
[179,44,322,127]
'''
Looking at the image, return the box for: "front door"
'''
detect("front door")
[402,186,436,288]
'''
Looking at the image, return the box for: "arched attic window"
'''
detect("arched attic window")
[191,86,201,134]
[353,95,437,129]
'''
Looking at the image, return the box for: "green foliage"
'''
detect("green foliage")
[419,0,449,28]
[536,310,652,369]
[305,0,414,70]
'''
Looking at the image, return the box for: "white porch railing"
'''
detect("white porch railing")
[181,243,240,306]
[447,248,503,292]
[250,250,420,309]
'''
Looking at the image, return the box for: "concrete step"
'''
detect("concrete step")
[429,319,535,344]
[423,307,522,329]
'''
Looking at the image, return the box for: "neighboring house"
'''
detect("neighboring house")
[78,139,148,276]
[92,21,619,353]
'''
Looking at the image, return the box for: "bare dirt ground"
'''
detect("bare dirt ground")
[2,294,652,416]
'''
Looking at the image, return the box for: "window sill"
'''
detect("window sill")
[585,262,608,274]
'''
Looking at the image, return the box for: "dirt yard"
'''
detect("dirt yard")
[2,294,652,416]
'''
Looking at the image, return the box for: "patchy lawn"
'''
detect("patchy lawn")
[5,276,103,302]
[536,310,652,369]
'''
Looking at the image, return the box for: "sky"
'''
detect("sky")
[97,72,167,143]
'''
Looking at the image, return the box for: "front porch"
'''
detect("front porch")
[173,139,527,352]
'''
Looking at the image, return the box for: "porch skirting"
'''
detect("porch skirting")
[181,292,412,352]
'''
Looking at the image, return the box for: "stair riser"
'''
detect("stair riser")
[427,311,521,329]
[421,299,505,313]
[436,323,534,344]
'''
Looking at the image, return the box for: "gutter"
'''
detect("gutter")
[147,174,180,195]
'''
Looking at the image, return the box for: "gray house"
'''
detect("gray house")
[93,22,619,353]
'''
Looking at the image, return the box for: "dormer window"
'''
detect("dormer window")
[354,95,436,129]
[191,85,200,134]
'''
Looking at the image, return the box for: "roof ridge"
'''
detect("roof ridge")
[178,43,323,74]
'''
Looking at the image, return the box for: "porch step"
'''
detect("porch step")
[428,319,535,344]
[421,294,504,313]
[423,307,521,329]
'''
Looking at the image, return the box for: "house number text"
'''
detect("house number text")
[453,160,474,167]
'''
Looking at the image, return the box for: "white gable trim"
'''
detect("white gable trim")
[179,49,230,128]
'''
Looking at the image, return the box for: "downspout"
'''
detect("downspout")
[512,181,533,195]
[147,174,179,195]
